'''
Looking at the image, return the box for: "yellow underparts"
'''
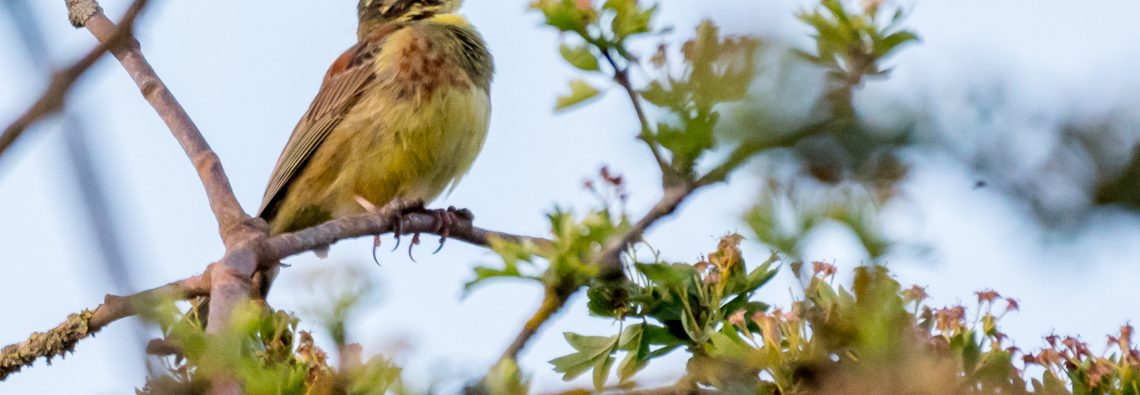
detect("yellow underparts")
[269,23,490,235]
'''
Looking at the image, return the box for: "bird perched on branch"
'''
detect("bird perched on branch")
[258,0,493,245]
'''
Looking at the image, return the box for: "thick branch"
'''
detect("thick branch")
[67,0,250,245]
[0,274,208,380]
[0,0,147,159]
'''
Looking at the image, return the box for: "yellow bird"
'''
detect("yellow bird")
[258,0,493,240]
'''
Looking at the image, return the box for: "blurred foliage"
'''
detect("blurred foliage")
[550,234,779,390]
[747,178,889,261]
[140,298,407,395]
[1096,144,1140,209]
[545,234,1140,394]
[135,268,406,394]
[123,1,1139,394]
[794,0,917,118]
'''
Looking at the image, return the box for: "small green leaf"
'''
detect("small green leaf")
[559,43,600,71]
[555,79,603,111]
[592,351,615,389]
[565,332,618,353]
[874,30,919,58]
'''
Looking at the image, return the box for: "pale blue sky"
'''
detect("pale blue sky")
[1,0,1139,393]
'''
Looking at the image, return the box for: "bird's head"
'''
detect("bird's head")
[358,0,462,26]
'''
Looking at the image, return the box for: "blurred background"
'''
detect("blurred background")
[1,0,1138,393]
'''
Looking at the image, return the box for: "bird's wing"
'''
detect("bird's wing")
[257,30,394,218]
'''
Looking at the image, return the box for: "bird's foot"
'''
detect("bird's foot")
[387,199,426,262]
[431,206,473,254]
[353,195,385,265]
[353,196,424,265]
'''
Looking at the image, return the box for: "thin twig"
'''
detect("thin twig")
[598,183,694,279]
[0,0,147,160]
[601,50,673,180]
[695,120,833,188]
[500,287,571,362]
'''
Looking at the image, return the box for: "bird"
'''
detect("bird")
[257,0,494,249]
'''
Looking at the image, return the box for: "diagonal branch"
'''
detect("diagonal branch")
[600,50,674,182]
[63,0,262,345]
[66,0,252,246]
[695,119,834,188]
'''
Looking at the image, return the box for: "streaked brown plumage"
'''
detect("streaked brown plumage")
[259,0,493,236]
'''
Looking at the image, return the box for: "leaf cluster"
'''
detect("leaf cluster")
[140,300,405,395]
[551,234,779,390]
[795,0,918,117]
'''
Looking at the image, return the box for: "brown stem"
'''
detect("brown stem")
[695,120,834,188]
[500,288,571,362]
[597,183,694,279]
[602,50,673,180]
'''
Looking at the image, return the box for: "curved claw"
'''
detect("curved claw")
[390,215,403,252]
[372,235,383,267]
[433,238,447,254]
[432,206,458,255]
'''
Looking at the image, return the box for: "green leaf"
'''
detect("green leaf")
[592,351,615,389]
[604,0,656,39]
[484,359,530,395]
[973,350,1014,386]
[706,328,751,360]
[550,332,619,383]
[727,256,779,295]
[874,30,919,58]
[680,310,704,342]
[464,266,522,292]
[643,323,683,346]
[559,43,600,71]
[555,79,603,111]
[616,324,650,382]
[534,0,593,33]
[636,262,696,290]
[565,332,618,353]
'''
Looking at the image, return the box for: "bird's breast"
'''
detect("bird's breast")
[374,26,478,101]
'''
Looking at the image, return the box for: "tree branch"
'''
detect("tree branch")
[263,206,551,260]
[65,0,251,244]
[695,120,834,188]
[499,286,572,362]
[0,207,547,381]
[0,0,148,160]
[601,50,673,181]
[598,183,694,279]
[0,274,209,380]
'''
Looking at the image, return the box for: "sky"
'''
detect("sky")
[1,0,1139,393]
